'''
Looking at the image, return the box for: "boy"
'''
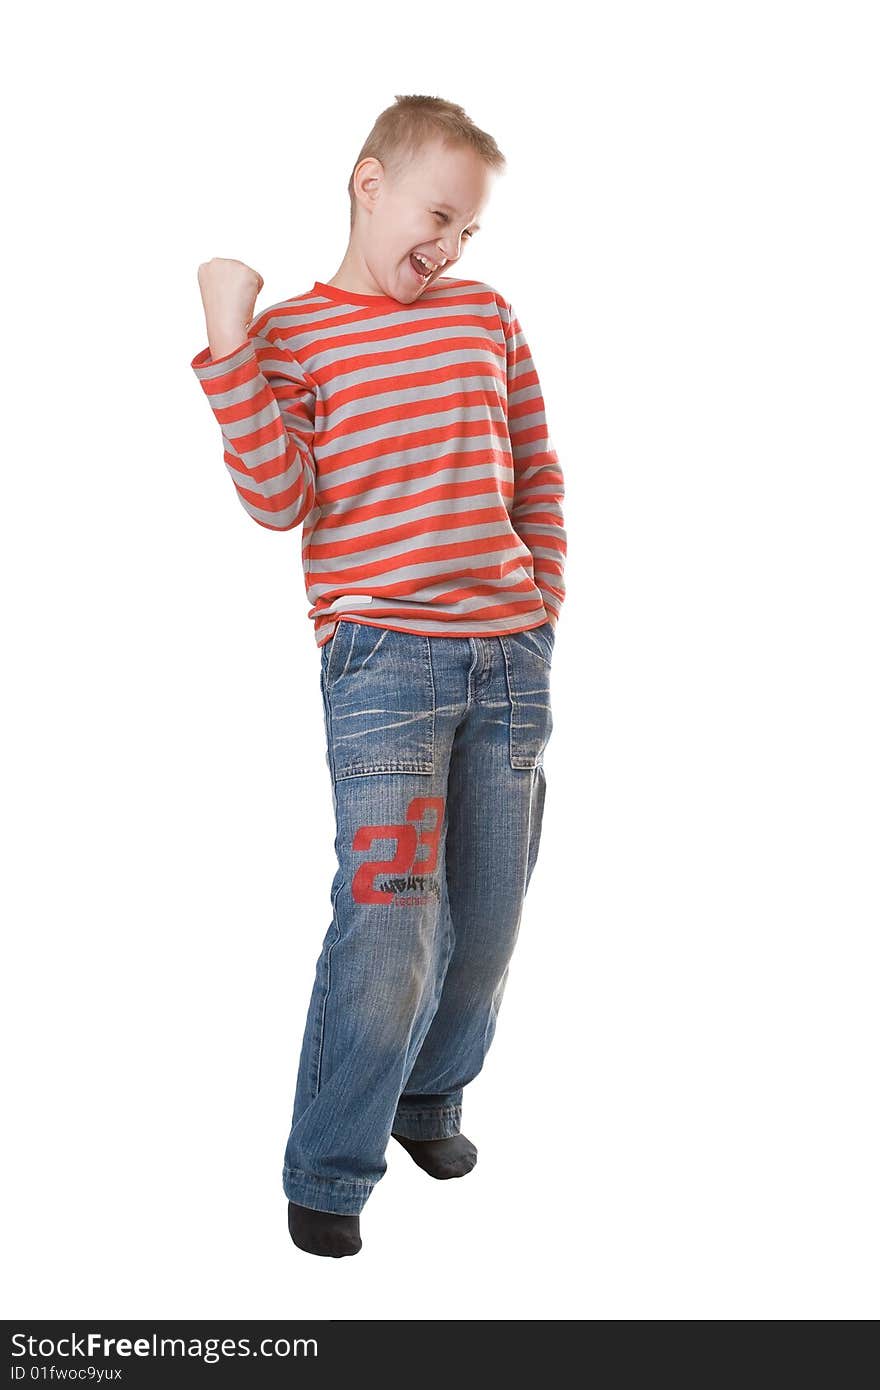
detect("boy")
[191,95,566,1257]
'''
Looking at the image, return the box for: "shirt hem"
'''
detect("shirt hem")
[315,615,553,646]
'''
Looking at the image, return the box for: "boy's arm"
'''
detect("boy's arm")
[504,300,567,626]
[190,325,317,531]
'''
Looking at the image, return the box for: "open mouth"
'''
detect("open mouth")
[408,251,438,283]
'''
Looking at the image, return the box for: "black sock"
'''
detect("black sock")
[391,1131,478,1179]
[288,1202,362,1258]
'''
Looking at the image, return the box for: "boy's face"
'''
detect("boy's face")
[354,139,494,302]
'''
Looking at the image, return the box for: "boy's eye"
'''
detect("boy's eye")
[431,211,475,239]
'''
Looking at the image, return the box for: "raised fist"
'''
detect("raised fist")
[197,257,265,331]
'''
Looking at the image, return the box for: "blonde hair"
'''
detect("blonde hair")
[347,94,507,230]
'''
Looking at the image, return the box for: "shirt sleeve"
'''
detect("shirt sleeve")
[190,323,317,531]
[503,300,567,625]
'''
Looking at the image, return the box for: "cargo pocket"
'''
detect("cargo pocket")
[322,621,436,780]
[500,629,555,770]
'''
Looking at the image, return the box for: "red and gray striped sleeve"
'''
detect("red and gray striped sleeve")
[190,324,317,531]
[504,301,567,625]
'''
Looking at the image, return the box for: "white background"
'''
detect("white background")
[3,0,878,1320]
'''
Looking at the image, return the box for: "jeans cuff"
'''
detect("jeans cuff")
[391,1104,462,1140]
[283,1165,373,1216]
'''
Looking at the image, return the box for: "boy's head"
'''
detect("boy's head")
[339,95,506,302]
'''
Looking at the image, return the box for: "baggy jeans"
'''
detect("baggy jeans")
[282,618,556,1215]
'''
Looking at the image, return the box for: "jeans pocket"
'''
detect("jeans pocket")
[513,622,555,668]
[501,631,554,770]
[323,622,436,780]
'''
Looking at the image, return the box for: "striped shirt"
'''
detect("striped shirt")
[190,276,566,648]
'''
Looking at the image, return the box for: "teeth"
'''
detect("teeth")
[413,252,438,273]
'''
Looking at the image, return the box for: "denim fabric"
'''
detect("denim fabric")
[282,619,555,1215]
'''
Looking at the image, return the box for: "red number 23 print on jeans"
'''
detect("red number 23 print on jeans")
[351,796,446,907]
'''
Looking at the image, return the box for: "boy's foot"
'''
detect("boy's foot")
[287,1201,362,1257]
[391,1131,478,1179]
